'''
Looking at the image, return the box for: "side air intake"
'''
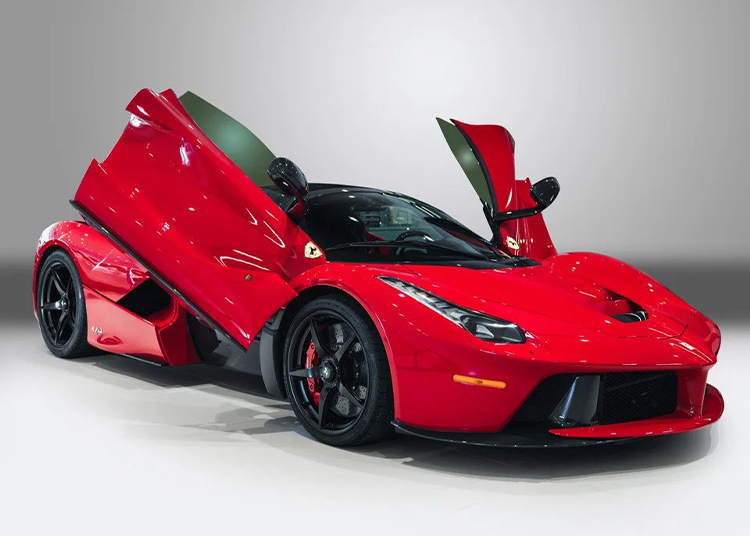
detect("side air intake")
[117,278,171,318]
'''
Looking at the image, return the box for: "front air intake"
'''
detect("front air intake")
[598,371,677,425]
[511,371,678,428]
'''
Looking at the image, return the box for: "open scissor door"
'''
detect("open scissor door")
[438,118,556,260]
[73,89,324,349]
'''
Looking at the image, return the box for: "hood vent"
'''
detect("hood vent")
[611,310,648,323]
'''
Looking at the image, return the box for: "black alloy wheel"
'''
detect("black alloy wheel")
[283,295,394,446]
[36,250,92,358]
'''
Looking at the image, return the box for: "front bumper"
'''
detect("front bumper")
[550,383,724,440]
[384,301,721,432]
[393,384,723,448]
[353,270,723,433]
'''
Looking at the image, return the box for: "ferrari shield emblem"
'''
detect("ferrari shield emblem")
[506,236,520,250]
[304,242,322,259]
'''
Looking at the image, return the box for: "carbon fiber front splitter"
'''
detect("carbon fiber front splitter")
[392,421,636,448]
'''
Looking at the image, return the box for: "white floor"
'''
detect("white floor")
[1,323,747,535]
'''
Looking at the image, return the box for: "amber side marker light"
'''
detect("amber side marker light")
[453,375,506,389]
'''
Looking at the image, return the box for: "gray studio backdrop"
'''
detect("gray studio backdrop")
[1,0,748,322]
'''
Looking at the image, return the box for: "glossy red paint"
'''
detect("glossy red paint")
[35,220,200,365]
[451,120,516,199]
[155,304,201,366]
[73,89,324,348]
[289,260,720,432]
[83,284,199,365]
[83,285,164,359]
[452,120,556,260]
[33,88,723,445]
[33,220,148,315]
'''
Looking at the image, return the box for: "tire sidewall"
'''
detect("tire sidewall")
[283,297,391,446]
[37,250,88,358]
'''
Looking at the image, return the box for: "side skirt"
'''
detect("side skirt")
[119,353,167,367]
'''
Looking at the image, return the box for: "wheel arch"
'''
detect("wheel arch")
[259,283,395,400]
[33,242,79,318]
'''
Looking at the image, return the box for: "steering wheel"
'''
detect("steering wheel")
[394,230,433,256]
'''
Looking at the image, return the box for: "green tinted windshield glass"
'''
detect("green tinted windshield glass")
[179,91,275,187]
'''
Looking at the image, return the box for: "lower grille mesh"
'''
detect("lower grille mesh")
[598,371,677,425]
[511,371,678,427]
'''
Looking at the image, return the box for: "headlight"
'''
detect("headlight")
[378,276,525,344]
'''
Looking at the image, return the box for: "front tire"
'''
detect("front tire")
[36,250,92,358]
[283,295,394,446]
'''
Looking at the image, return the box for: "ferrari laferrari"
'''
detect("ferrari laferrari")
[33,89,723,447]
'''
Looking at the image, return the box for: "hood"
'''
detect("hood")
[400,261,689,340]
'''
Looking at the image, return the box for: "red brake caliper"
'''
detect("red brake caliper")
[305,341,321,406]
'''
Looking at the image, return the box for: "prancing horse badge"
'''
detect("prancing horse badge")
[304,242,322,259]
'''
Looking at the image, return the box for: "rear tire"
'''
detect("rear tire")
[283,295,394,446]
[36,250,92,358]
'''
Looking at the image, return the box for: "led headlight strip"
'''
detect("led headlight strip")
[377,276,525,343]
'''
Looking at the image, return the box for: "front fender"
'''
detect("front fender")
[289,263,419,421]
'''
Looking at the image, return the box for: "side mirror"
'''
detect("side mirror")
[530,176,560,208]
[268,157,309,221]
[490,176,561,230]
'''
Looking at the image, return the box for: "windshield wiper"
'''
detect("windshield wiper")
[326,240,487,260]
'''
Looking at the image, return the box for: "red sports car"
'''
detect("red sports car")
[33,89,723,447]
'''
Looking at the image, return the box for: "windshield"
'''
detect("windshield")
[298,188,521,265]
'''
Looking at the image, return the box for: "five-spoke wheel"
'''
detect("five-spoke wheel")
[283,295,394,446]
[36,250,91,358]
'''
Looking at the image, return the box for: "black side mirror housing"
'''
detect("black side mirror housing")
[487,176,561,248]
[268,157,309,221]
[484,176,560,250]
[530,176,560,209]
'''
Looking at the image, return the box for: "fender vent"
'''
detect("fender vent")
[612,310,648,323]
[117,278,171,318]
